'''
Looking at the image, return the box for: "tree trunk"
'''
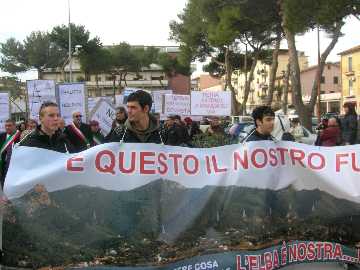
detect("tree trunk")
[283,28,312,129]
[282,63,290,114]
[308,23,343,111]
[265,33,281,106]
[224,46,240,115]
[240,50,260,115]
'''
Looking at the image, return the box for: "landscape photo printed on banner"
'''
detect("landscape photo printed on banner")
[2,142,360,269]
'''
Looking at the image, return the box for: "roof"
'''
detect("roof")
[300,62,340,74]
[338,45,360,56]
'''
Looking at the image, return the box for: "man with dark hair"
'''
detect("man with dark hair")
[20,102,74,153]
[243,106,275,142]
[64,111,93,152]
[0,119,21,188]
[108,90,163,143]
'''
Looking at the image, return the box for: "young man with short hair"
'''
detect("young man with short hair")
[243,106,275,142]
[108,90,163,143]
[20,102,74,153]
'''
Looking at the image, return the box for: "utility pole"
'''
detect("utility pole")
[317,26,321,123]
[68,0,72,82]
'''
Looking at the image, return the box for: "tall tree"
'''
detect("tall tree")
[0,32,64,78]
[280,0,359,129]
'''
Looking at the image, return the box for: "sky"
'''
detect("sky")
[0,0,360,80]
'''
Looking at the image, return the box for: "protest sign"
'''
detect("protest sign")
[3,142,360,269]
[88,96,113,115]
[152,90,173,113]
[0,91,10,132]
[191,91,231,116]
[89,98,116,135]
[163,94,190,116]
[26,80,56,121]
[115,94,124,107]
[57,83,87,125]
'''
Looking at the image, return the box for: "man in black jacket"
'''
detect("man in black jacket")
[107,90,163,144]
[20,102,74,153]
[64,111,93,152]
[242,106,275,142]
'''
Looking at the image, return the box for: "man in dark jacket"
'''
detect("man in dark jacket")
[243,106,275,142]
[341,103,358,145]
[108,90,163,144]
[89,120,105,145]
[0,119,21,188]
[162,115,184,146]
[64,111,93,152]
[20,102,74,153]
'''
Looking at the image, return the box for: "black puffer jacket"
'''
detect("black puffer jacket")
[341,114,358,145]
[20,127,75,153]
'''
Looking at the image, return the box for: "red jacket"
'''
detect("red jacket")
[319,126,341,146]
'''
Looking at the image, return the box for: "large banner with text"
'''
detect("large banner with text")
[2,142,360,269]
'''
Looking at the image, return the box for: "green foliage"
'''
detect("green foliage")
[157,52,191,77]
[191,133,234,148]
[0,38,27,73]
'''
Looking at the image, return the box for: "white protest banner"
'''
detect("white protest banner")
[0,91,10,132]
[164,94,190,115]
[152,90,173,113]
[89,98,116,135]
[26,80,56,121]
[88,96,113,115]
[191,91,231,116]
[3,142,360,269]
[58,83,87,125]
[115,94,124,107]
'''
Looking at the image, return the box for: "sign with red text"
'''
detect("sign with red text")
[191,91,231,116]
[164,94,190,116]
[3,142,360,269]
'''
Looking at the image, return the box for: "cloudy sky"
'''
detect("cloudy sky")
[1,0,359,80]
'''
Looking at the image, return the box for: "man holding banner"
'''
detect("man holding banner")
[20,102,74,154]
[65,111,93,152]
[0,119,20,188]
[108,90,163,144]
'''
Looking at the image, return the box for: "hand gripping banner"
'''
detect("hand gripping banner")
[1,142,360,269]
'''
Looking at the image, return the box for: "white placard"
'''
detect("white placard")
[164,94,190,116]
[191,91,231,116]
[115,95,124,107]
[26,80,56,121]
[0,92,10,132]
[152,90,173,113]
[88,96,113,114]
[58,83,87,125]
[89,99,116,135]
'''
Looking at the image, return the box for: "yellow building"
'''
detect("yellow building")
[339,45,360,113]
[232,49,309,113]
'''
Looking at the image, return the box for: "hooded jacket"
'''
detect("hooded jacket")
[107,114,163,144]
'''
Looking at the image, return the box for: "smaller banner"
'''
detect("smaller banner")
[115,94,124,107]
[152,90,173,113]
[26,80,56,121]
[191,91,231,116]
[88,96,113,115]
[164,94,190,116]
[89,98,116,135]
[58,83,87,125]
[0,91,10,132]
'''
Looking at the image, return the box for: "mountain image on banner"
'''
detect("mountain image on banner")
[3,180,360,268]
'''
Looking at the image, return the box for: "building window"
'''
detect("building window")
[333,76,339,84]
[321,76,325,84]
[349,79,354,96]
[348,57,353,72]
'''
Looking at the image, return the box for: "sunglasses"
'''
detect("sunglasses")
[74,115,82,118]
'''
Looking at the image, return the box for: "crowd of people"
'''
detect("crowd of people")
[0,90,359,188]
